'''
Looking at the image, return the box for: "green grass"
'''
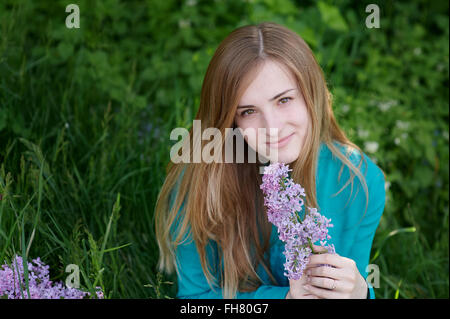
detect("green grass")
[0,0,448,298]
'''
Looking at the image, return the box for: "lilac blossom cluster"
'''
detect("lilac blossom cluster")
[0,255,104,299]
[260,162,335,280]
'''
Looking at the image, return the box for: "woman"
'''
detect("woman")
[154,22,386,299]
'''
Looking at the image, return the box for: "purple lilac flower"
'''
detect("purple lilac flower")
[260,162,334,280]
[0,255,104,299]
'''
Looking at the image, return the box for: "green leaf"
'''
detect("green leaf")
[57,42,74,61]
[317,1,349,32]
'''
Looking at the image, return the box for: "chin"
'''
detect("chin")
[273,153,298,164]
[253,140,301,164]
[268,142,301,164]
[260,148,299,164]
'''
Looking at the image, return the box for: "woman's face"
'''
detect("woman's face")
[234,59,310,164]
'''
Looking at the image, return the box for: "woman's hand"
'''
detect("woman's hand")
[301,245,368,299]
[286,272,320,299]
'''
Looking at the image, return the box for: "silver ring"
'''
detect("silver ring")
[331,279,337,290]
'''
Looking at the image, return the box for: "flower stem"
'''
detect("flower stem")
[307,238,316,254]
[308,238,328,255]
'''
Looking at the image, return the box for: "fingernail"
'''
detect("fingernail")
[303,284,310,290]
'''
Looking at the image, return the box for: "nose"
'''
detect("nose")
[263,109,284,143]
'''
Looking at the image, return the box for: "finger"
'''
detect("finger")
[307,276,337,290]
[303,284,341,299]
[311,244,328,253]
[289,275,309,285]
[306,264,344,279]
[302,294,320,299]
[307,253,347,269]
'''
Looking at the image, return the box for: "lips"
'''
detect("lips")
[266,133,294,146]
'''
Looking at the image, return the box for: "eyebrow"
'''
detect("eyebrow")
[237,88,296,109]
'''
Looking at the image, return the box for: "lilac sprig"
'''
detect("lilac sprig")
[260,162,335,280]
[0,255,104,299]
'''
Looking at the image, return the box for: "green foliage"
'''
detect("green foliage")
[0,0,448,298]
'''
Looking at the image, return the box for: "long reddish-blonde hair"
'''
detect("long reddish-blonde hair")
[155,22,375,299]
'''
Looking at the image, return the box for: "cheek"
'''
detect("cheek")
[237,125,259,148]
[293,104,309,130]
[247,128,260,148]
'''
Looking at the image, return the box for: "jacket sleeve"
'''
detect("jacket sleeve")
[347,156,386,299]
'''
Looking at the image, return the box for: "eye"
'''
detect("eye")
[240,109,254,117]
[239,97,293,117]
[279,97,292,104]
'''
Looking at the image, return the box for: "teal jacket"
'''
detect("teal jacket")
[170,142,386,299]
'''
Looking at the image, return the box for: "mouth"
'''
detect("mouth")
[266,133,295,148]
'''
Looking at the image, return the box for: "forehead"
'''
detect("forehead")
[239,60,297,103]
